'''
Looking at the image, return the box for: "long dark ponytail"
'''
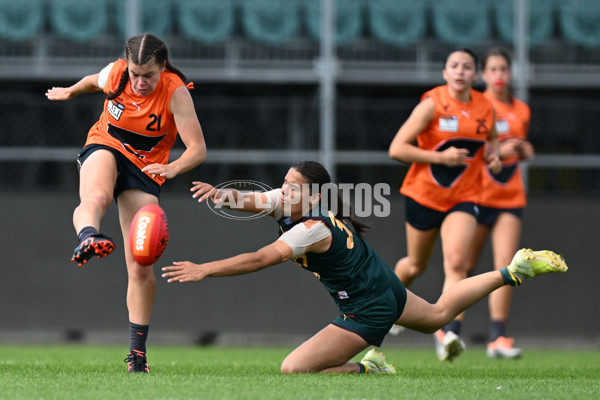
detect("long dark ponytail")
[291,160,370,238]
[107,33,187,100]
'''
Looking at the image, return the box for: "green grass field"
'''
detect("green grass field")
[0,344,598,400]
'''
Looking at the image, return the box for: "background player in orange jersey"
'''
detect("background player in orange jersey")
[46,33,206,372]
[464,48,534,359]
[388,48,501,362]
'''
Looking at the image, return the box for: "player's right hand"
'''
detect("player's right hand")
[45,87,73,101]
[191,181,222,203]
[440,146,469,166]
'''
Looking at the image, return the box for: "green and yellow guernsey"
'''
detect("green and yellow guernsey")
[278,208,404,317]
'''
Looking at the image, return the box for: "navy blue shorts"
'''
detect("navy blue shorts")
[405,196,478,230]
[476,205,523,227]
[77,144,160,200]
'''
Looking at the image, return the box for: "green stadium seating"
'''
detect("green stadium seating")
[493,0,555,46]
[367,0,426,47]
[559,0,600,47]
[241,0,300,46]
[113,0,171,38]
[0,0,44,41]
[431,0,489,45]
[49,0,108,42]
[176,0,234,44]
[305,0,362,45]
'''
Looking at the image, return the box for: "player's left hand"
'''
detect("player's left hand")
[142,163,178,179]
[162,261,207,283]
[486,153,502,174]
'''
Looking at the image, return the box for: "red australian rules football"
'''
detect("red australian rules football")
[129,204,169,266]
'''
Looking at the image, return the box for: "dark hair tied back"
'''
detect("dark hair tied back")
[291,161,370,238]
[107,33,187,100]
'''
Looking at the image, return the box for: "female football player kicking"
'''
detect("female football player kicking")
[162,161,567,374]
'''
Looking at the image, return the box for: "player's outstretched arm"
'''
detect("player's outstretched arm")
[45,74,102,101]
[162,240,293,283]
[191,181,274,215]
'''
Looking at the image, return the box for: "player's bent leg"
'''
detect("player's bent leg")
[397,272,506,334]
[488,214,522,358]
[397,223,439,286]
[396,290,443,334]
[281,324,368,373]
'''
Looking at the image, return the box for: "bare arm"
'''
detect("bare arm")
[142,86,207,179]
[45,74,102,101]
[388,97,469,166]
[485,109,502,174]
[191,182,275,215]
[161,240,293,283]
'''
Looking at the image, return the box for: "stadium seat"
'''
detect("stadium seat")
[176,0,234,44]
[0,0,44,41]
[114,0,171,38]
[558,0,600,47]
[49,0,109,42]
[305,0,362,45]
[367,0,426,47]
[431,0,489,45]
[493,0,554,47]
[241,0,300,46]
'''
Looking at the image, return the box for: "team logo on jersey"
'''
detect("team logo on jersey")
[431,138,485,188]
[337,290,349,299]
[107,123,166,159]
[107,100,124,121]
[439,115,458,132]
[476,118,490,135]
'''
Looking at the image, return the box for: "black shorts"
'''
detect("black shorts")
[476,205,523,227]
[405,196,478,230]
[77,144,160,200]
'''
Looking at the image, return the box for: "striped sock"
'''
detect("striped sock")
[358,362,367,374]
[500,267,520,286]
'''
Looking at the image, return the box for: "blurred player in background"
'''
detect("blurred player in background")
[46,33,206,372]
[388,49,501,362]
[464,47,534,359]
[162,161,566,373]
